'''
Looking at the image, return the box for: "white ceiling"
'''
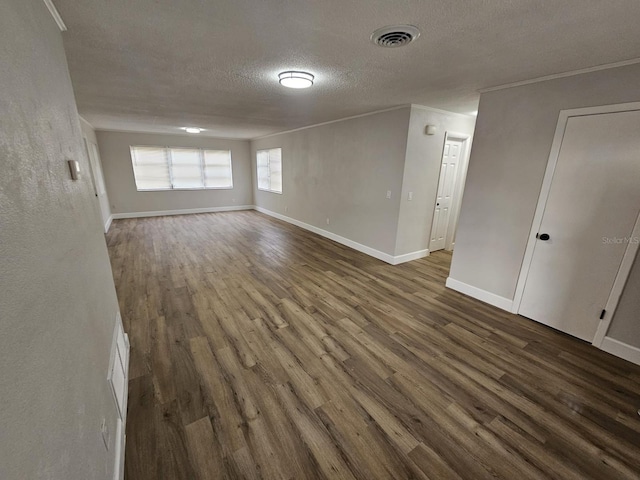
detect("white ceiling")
[55,0,640,139]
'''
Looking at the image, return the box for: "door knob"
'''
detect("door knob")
[537,233,550,241]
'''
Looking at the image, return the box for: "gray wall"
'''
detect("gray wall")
[395,107,476,256]
[251,107,412,255]
[608,251,640,344]
[97,131,253,214]
[450,63,640,347]
[0,1,121,479]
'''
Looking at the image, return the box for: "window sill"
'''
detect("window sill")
[136,186,234,192]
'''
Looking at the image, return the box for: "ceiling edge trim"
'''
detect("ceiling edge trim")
[92,127,251,141]
[251,105,411,141]
[78,115,94,129]
[479,57,640,94]
[43,0,67,31]
[410,104,476,117]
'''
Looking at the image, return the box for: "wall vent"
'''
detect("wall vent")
[371,25,421,48]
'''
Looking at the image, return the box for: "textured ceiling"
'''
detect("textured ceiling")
[55,0,640,138]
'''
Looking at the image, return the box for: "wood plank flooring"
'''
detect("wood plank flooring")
[106,211,640,480]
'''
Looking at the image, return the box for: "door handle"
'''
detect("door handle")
[537,233,550,241]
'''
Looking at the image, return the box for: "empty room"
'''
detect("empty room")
[2,1,640,479]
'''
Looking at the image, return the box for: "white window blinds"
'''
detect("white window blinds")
[204,150,234,188]
[130,146,233,191]
[170,148,202,189]
[256,148,283,194]
[130,147,171,190]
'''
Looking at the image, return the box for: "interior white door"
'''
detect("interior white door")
[84,139,110,228]
[519,110,640,341]
[430,139,462,251]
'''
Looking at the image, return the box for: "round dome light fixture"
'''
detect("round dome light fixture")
[278,71,314,89]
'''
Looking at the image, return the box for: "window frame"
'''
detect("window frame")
[129,145,234,192]
[256,147,283,194]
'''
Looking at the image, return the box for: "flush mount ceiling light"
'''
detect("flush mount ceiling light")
[371,25,421,48]
[182,127,203,134]
[278,71,314,89]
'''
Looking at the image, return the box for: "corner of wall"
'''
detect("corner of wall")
[394,105,477,258]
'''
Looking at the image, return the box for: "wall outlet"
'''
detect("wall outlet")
[326,217,330,225]
[285,206,289,212]
[386,190,392,199]
[408,192,413,201]
[101,418,110,451]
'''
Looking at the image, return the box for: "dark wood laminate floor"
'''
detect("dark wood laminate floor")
[106,211,640,480]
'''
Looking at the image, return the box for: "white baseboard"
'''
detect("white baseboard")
[255,207,428,265]
[109,205,428,265]
[255,207,427,265]
[445,277,514,311]
[255,206,397,264]
[111,205,254,220]
[393,249,430,265]
[599,336,640,366]
[253,207,430,265]
[113,419,125,480]
[104,215,113,233]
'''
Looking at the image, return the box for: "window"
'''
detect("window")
[130,146,233,191]
[257,148,282,193]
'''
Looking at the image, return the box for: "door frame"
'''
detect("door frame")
[84,138,100,197]
[430,131,473,251]
[511,102,640,347]
[83,137,111,232]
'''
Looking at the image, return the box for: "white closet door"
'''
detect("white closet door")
[430,139,462,252]
[519,110,640,341]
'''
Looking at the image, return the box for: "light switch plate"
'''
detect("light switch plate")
[67,159,80,180]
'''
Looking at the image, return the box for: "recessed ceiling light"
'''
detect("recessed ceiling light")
[183,127,203,134]
[278,71,314,89]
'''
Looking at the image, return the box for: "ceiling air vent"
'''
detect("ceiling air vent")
[371,25,421,48]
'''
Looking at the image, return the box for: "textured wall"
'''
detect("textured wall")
[449,63,640,347]
[394,107,476,256]
[97,131,253,214]
[0,1,120,479]
[251,108,411,256]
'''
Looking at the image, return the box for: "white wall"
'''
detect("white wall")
[96,131,253,215]
[395,106,476,256]
[80,117,112,229]
[0,1,121,478]
[251,107,412,256]
[449,63,640,347]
